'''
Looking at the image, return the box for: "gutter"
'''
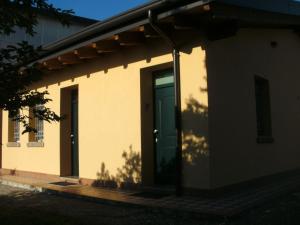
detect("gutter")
[148,10,183,196]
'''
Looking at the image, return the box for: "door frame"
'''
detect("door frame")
[60,85,79,177]
[0,110,2,169]
[140,62,173,187]
[70,89,79,177]
[152,68,176,185]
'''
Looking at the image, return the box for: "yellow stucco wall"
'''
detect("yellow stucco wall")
[2,90,60,175]
[207,28,300,189]
[1,40,210,189]
[181,45,210,189]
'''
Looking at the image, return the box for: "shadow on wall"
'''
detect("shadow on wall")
[182,94,209,161]
[92,92,209,189]
[92,145,141,189]
[182,83,209,187]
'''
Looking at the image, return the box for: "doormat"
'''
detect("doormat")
[49,181,77,186]
[130,191,170,199]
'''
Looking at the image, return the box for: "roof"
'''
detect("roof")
[38,0,212,60]
[57,13,98,25]
[36,8,98,25]
[33,0,300,70]
[218,0,300,16]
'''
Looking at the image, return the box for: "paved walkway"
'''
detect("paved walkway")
[1,173,300,217]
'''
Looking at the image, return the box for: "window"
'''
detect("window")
[254,76,273,143]
[35,104,44,142]
[29,105,44,143]
[8,113,20,143]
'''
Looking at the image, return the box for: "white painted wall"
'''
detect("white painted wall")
[0,15,92,48]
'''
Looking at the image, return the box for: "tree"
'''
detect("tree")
[0,0,73,133]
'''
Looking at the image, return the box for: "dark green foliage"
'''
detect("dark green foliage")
[0,0,74,133]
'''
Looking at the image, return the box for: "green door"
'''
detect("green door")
[154,71,177,185]
[71,90,79,177]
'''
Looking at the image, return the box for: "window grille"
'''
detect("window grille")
[13,119,20,142]
[8,112,20,143]
[34,105,44,142]
[254,76,273,143]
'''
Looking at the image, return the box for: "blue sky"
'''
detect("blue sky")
[48,0,149,21]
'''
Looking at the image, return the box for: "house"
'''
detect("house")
[1,0,300,194]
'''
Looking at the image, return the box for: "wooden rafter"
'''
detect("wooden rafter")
[174,18,196,30]
[58,53,81,65]
[43,58,63,70]
[35,62,45,70]
[74,47,98,59]
[114,31,145,46]
[130,26,145,32]
[141,25,160,38]
[92,40,120,53]
[203,4,211,12]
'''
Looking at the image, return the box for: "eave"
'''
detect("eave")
[32,0,300,72]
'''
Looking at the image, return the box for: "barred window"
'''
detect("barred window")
[254,76,273,143]
[29,105,44,142]
[13,119,20,142]
[8,113,20,143]
[35,105,44,142]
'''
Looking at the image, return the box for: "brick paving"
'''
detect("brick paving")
[1,173,300,217]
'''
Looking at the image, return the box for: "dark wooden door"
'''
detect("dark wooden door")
[71,90,79,177]
[154,71,177,185]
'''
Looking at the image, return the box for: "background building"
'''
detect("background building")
[0,12,96,48]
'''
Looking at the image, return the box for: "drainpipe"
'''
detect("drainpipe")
[148,10,183,196]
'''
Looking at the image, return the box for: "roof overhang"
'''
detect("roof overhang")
[32,0,300,71]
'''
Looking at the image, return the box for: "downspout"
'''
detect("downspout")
[148,10,183,196]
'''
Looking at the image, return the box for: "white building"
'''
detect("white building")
[0,11,96,48]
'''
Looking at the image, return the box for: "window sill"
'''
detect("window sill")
[6,142,21,147]
[256,136,274,144]
[27,142,44,147]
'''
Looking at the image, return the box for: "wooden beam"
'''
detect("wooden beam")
[203,4,211,12]
[142,25,160,38]
[174,22,195,30]
[43,58,63,70]
[74,47,98,59]
[35,62,44,70]
[58,53,81,65]
[92,40,120,53]
[173,16,197,30]
[114,31,145,46]
[131,26,146,32]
